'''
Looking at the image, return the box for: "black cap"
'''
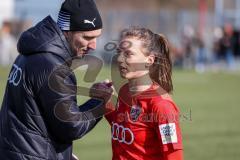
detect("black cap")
[57,0,102,31]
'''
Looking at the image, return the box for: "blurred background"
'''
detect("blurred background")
[0,0,240,160]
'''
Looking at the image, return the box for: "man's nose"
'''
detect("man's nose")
[88,39,97,50]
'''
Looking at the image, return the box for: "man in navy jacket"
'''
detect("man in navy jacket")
[0,0,111,159]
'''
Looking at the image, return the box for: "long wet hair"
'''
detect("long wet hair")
[119,26,173,93]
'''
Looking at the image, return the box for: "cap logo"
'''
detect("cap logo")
[84,18,96,27]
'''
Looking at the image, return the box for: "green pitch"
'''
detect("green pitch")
[1,66,240,160]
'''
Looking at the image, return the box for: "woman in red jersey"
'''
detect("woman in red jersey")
[92,27,183,160]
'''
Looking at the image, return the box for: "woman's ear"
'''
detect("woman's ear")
[145,54,155,67]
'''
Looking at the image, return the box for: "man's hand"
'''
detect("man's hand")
[89,80,114,104]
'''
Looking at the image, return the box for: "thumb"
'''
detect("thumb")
[103,79,113,87]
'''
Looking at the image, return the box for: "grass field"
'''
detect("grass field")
[1,66,240,160]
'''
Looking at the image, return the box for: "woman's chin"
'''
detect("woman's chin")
[119,72,130,79]
[120,73,127,79]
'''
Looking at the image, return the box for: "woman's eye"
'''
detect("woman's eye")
[116,48,122,54]
[116,49,133,57]
[125,51,133,57]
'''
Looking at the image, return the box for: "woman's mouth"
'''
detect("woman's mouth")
[119,66,128,73]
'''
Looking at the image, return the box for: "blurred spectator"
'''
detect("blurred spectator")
[0,21,17,66]
[170,43,184,68]
[216,24,236,70]
[211,24,239,71]
[181,25,195,69]
[223,23,235,70]
[232,29,240,58]
[212,27,223,59]
[193,32,207,73]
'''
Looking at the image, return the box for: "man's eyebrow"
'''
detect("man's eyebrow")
[83,33,101,38]
[85,36,97,38]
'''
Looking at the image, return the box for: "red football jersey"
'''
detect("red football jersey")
[105,83,183,160]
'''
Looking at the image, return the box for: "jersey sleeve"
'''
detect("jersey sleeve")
[152,99,183,152]
[105,84,127,123]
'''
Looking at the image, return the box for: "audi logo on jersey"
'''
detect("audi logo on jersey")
[111,122,134,145]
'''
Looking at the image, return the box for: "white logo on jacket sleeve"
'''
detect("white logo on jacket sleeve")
[8,64,22,86]
[159,123,177,144]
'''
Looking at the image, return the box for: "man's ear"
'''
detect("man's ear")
[63,31,68,37]
[63,31,71,40]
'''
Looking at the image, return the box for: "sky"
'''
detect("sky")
[15,0,64,24]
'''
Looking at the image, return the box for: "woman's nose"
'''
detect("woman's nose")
[117,53,124,63]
